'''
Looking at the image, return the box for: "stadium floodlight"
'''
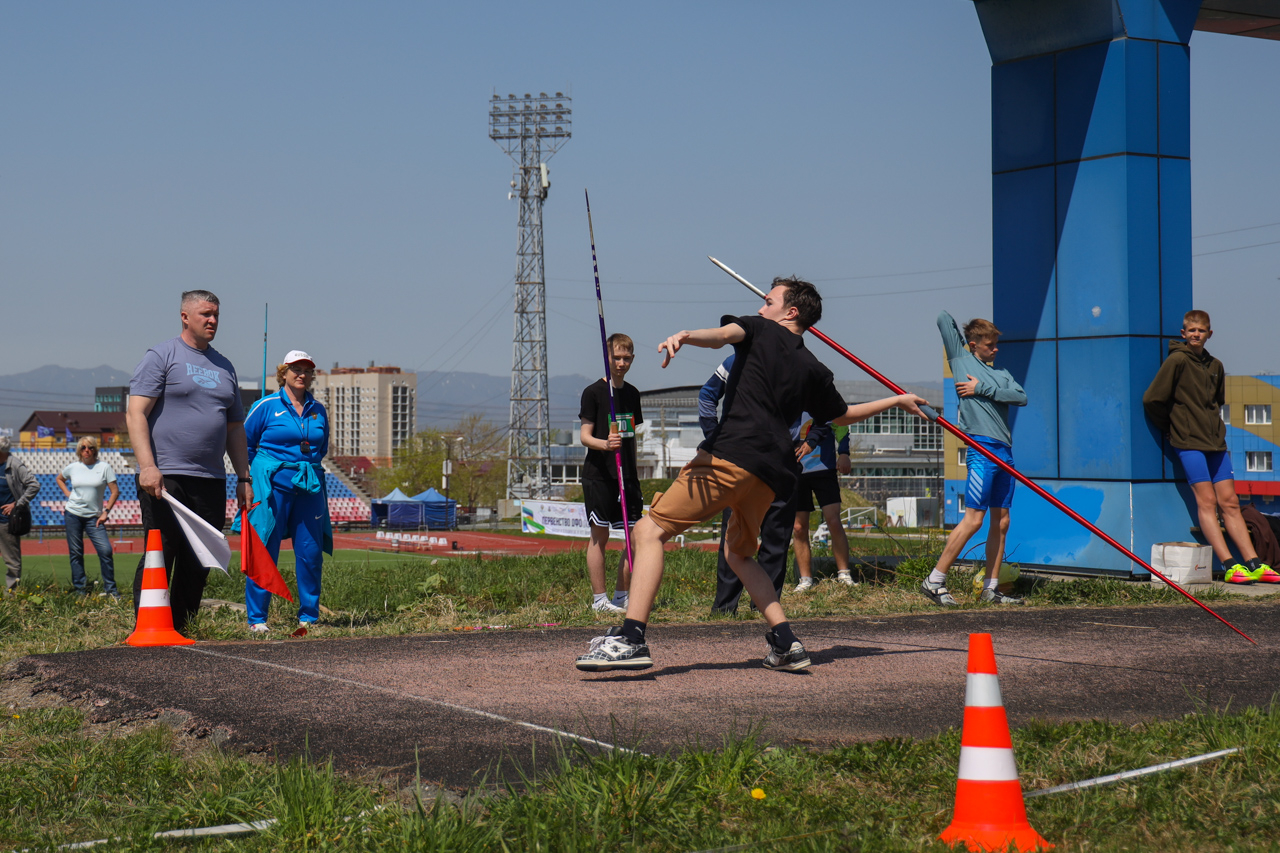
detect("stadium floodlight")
[488,90,572,499]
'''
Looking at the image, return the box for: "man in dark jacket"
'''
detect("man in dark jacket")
[0,436,41,592]
[1143,309,1276,584]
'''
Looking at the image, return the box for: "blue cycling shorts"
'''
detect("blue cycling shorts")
[966,438,1016,511]
[1174,448,1234,485]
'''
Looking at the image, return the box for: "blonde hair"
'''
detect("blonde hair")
[964,318,1001,346]
[1183,310,1211,329]
[607,333,634,354]
[77,436,100,455]
[277,361,316,388]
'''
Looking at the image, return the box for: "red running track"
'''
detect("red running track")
[22,530,717,558]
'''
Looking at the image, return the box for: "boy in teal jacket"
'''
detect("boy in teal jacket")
[922,312,1027,606]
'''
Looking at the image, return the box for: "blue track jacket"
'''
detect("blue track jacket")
[239,389,334,554]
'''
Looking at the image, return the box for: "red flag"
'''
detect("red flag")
[240,505,294,602]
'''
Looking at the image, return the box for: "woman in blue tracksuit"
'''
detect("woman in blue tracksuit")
[242,350,333,633]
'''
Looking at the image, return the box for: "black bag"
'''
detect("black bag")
[7,503,31,537]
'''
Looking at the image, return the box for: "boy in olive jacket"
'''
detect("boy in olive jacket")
[1143,309,1276,584]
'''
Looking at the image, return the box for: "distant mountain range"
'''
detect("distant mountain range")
[0,365,944,435]
[414,370,597,429]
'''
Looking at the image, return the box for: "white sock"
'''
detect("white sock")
[928,569,948,585]
[593,592,608,606]
[984,578,1000,591]
[612,590,628,605]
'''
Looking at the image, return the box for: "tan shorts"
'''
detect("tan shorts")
[647,450,775,557]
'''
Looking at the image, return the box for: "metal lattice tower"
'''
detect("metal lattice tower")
[489,91,571,499]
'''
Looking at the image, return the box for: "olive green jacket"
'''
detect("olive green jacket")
[1142,340,1227,452]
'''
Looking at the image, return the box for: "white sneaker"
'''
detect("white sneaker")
[836,572,857,586]
[249,623,270,634]
[794,577,815,592]
[592,598,626,613]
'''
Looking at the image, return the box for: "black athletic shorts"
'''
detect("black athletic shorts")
[583,477,643,529]
[796,469,842,513]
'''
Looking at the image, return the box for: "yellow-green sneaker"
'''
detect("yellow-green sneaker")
[1225,563,1256,585]
[1252,562,1279,583]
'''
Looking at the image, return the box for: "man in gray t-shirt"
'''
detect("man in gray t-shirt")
[126,290,252,633]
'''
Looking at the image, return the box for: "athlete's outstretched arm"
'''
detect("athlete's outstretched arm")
[833,394,928,426]
[658,323,745,368]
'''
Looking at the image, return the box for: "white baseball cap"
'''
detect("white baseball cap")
[283,350,315,367]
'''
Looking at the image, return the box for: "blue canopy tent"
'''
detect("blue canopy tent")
[410,488,458,530]
[370,488,427,529]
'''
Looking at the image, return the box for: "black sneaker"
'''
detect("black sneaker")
[979,588,1025,605]
[575,630,653,672]
[920,578,958,606]
[763,631,811,672]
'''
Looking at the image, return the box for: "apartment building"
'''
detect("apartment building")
[269,364,416,466]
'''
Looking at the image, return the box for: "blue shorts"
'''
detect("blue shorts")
[966,438,1016,511]
[1174,448,1234,485]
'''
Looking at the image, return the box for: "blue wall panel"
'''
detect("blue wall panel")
[1130,481,1202,577]
[944,479,967,526]
[1007,480,1195,574]
[1058,337,1164,480]
[1157,42,1191,158]
[1000,340,1058,478]
[1056,41,1114,161]
[1056,157,1160,338]
[1008,479,1115,568]
[1137,337,1176,480]
[993,167,1057,339]
[992,55,1055,172]
[1158,158,1193,333]
[1123,156,1162,335]
[1124,39,1159,155]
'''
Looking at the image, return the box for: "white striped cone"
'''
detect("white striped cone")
[126,529,195,647]
[939,633,1050,852]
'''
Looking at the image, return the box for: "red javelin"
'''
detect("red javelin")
[708,256,1255,646]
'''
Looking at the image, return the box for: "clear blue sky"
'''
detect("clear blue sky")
[3,2,1277,395]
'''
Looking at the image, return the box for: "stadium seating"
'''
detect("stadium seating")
[17,448,369,527]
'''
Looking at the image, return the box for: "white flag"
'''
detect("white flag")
[160,490,231,574]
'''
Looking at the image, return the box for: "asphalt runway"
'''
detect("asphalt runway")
[12,601,1280,788]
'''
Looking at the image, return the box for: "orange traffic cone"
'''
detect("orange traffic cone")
[939,633,1051,852]
[126,530,195,647]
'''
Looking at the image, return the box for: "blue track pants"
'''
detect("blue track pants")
[245,486,326,624]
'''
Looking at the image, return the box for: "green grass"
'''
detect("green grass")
[0,542,1254,657]
[2,700,1278,850]
[3,541,1279,850]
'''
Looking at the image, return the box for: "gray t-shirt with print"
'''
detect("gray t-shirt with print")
[130,336,245,479]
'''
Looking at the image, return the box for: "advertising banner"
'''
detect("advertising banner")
[520,500,624,539]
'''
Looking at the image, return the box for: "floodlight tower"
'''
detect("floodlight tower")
[489,90,571,499]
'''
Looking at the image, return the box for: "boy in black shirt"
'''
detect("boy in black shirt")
[575,278,927,673]
[579,333,643,612]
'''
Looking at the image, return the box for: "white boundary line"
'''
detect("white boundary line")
[181,646,640,755]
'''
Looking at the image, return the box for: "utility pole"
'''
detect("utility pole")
[490,91,571,499]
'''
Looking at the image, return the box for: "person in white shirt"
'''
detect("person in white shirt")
[56,437,120,598]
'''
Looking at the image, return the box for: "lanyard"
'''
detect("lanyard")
[281,390,312,453]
